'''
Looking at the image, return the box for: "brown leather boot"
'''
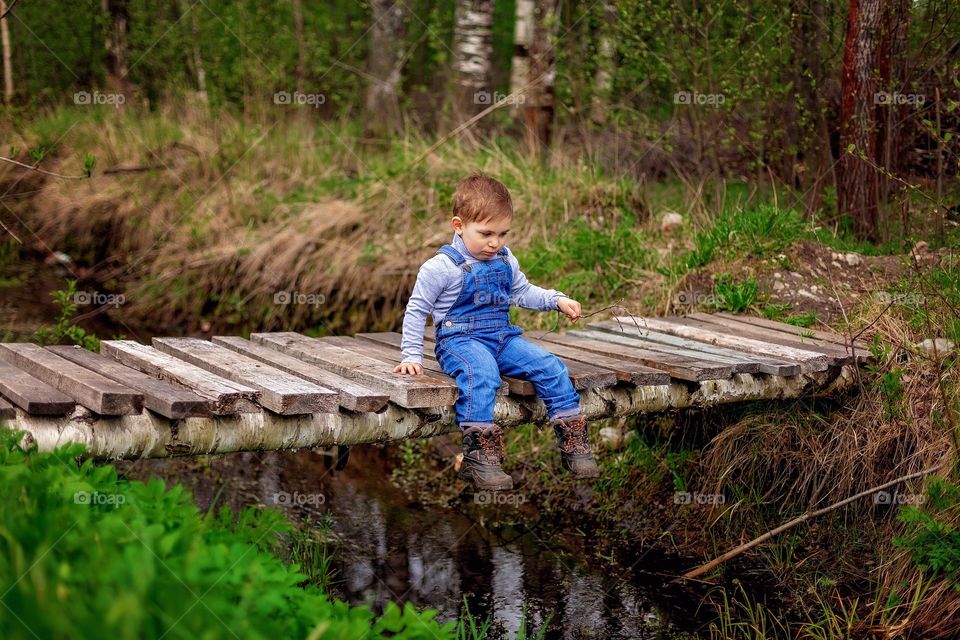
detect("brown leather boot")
[459,425,514,491]
[551,413,600,479]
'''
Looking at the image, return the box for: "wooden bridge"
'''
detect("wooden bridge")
[0,313,871,460]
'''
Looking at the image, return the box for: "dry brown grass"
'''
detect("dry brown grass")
[2,104,655,336]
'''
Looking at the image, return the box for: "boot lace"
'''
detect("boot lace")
[556,415,590,455]
[477,427,505,463]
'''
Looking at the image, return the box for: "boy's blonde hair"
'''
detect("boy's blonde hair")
[452,172,514,224]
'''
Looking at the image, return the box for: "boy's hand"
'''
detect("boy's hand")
[557,297,582,322]
[393,361,424,375]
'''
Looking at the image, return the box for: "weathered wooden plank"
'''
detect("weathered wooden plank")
[418,326,617,391]
[549,331,734,381]
[211,336,390,413]
[0,395,17,420]
[713,312,873,360]
[608,316,831,371]
[525,336,671,386]
[153,338,337,415]
[0,343,143,415]
[100,340,261,414]
[47,345,210,419]
[684,313,857,365]
[587,320,803,376]
[251,332,457,409]
[319,336,509,397]
[0,359,75,415]
[355,331,536,396]
[562,322,764,374]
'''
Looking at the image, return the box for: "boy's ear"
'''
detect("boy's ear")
[451,216,463,234]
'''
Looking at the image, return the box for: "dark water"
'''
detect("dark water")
[120,445,709,640]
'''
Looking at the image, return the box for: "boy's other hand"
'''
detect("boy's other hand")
[394,362,424,375]
[557,297,582,322]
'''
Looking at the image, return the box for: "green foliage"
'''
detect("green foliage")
[0,431,455,640]
[710,274,759,313]
[666,205,806,277]
[894,477,960,588]
[32,280,100,351]
[521,217,654,303]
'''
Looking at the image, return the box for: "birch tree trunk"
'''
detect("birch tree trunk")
[523,0,558,154]
[590,2,617,125]
[0,0,12,104]
[102,0,131,92]
[191,5,207,104]
[509,0,534,119]
[452,0,494,122]
[365,0,407,135]
[838,0,882,242]
[293,0,306,97]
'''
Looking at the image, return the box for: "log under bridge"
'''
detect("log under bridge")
[0,313,871,460]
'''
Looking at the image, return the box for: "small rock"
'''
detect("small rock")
[844,253,863,267]
[660,211,683,234]
[913,240,929,254]
[790,272,804,280]
[600,427,625,451]
[832,261,842,268]
[773,272,782,279]
[916,338,955,359]
[773,281,786,291]
[797,289,820,301]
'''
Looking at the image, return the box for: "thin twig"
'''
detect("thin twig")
[0,0,19,20]
[0,156,89,180]
[679,462,948,581]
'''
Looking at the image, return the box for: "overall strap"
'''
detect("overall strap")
[435,244,465,266]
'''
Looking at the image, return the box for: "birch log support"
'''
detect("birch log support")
[4,365,858,460]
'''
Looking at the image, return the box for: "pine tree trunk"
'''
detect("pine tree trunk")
[0,0,12,104]
[523,0,557,154]
[365,0,407,135]
[838,0,882,242]
[452,0,494,122]
[509,0,534,118]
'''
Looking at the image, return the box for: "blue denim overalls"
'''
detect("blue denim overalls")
[432,242,583,430]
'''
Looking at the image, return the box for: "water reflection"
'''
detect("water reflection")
[121,446,700,639]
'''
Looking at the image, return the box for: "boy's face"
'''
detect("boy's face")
[452,216,512,260]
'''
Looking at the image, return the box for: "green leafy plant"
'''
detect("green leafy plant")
[711,274,759,313]
[32,280,100,351]
[0,431,455,640]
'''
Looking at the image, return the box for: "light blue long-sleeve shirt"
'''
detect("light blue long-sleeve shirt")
[399,233,568,364]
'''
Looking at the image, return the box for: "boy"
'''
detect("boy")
[393,173,599,491]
